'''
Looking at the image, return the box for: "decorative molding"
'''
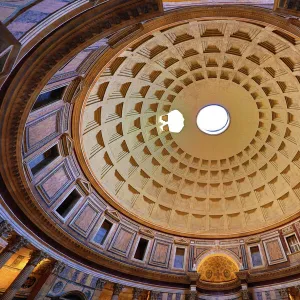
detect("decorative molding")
[28,250,48,266]
[7,236,28,253]
[241,289,249,300]
[76,178,91,196]
[105,209,121,222]
[139,228,154,238]
[133,287,143,299]
[95,278,106,290]
[52,261,66,275]
[0,220,13,238]
[174,238,189,246]
[245,237,261,244]
[63,77,83,103]
[113,283,124,296]
[60,134,74,156]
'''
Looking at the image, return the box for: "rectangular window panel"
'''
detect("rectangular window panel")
[250,246,263,267]
[174,248,185,269]
[134,238,149,261]
[32,86,66,110]
[56,189,81,218]
[29,145,59,175]
[94,220,113,245]
[286,234,300,253]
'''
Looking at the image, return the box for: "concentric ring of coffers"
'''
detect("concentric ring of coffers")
[82,19,300,236]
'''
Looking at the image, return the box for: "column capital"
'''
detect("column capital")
[278,288,288,298]
[7,236,28,253]
[150,291,162,300]
[133,287,143,299]
[113,283,124,296]
[95,279,106,291]
[235,270,250,282]
[241,289,249,300]
[52,260,66,275]
[0,220,13,238]
[28,250,48,266]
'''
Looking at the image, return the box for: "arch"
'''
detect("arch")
[196,253,240,283]
[195,248,242,271]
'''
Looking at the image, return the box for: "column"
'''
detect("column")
[91,279,106,300]
[0,220,13,253]
[189,291,197,300]
[278,288,289,300]
[28,260,65,300]
[0,236,27,269]
[111,283,124,300]
[0,220,13,237]
[241,289,249,300]
[236,270,250,300]
[1,250,47,300]
[132,288,143,300]
[187,271,199,300]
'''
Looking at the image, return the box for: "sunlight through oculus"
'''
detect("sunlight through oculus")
[161,110,185,133]
[197,105,230,135]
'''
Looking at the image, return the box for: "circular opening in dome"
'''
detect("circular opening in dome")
[197,105,230,135]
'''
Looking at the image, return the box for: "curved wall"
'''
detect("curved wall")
[1,1,300,299]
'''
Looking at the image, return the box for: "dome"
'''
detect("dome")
[79,19,300,237]
[1,1,300,299]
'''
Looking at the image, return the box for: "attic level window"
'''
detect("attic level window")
[174,247,185,269]
[197,104,230,135]
[29,145,59,175]
[56,189,81,219]
[134,238,149,261]
[250,246,263,267]
[94,220,113,245]
[32,86,66,111]
[286,234,300,253]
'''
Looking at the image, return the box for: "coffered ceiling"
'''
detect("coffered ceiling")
[81,19,300,236]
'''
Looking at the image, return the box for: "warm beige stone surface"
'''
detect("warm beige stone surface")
[80,19,300,236]
[197,255,239,283]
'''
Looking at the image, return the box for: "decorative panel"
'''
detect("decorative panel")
[36,161,74,204]
[24,108,64,154]
[69,201,102,237]
[263,237,287,265]
[108,225,136,257]
[0,22,21,88]
[149,239,172,268]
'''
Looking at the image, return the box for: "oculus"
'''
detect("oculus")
[197,105,230,135]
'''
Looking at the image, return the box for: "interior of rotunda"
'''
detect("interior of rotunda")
[1,0,300,299]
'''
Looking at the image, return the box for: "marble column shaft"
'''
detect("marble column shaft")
[1,250,47,300]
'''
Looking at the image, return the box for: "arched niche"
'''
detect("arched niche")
[196,253,240,283]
